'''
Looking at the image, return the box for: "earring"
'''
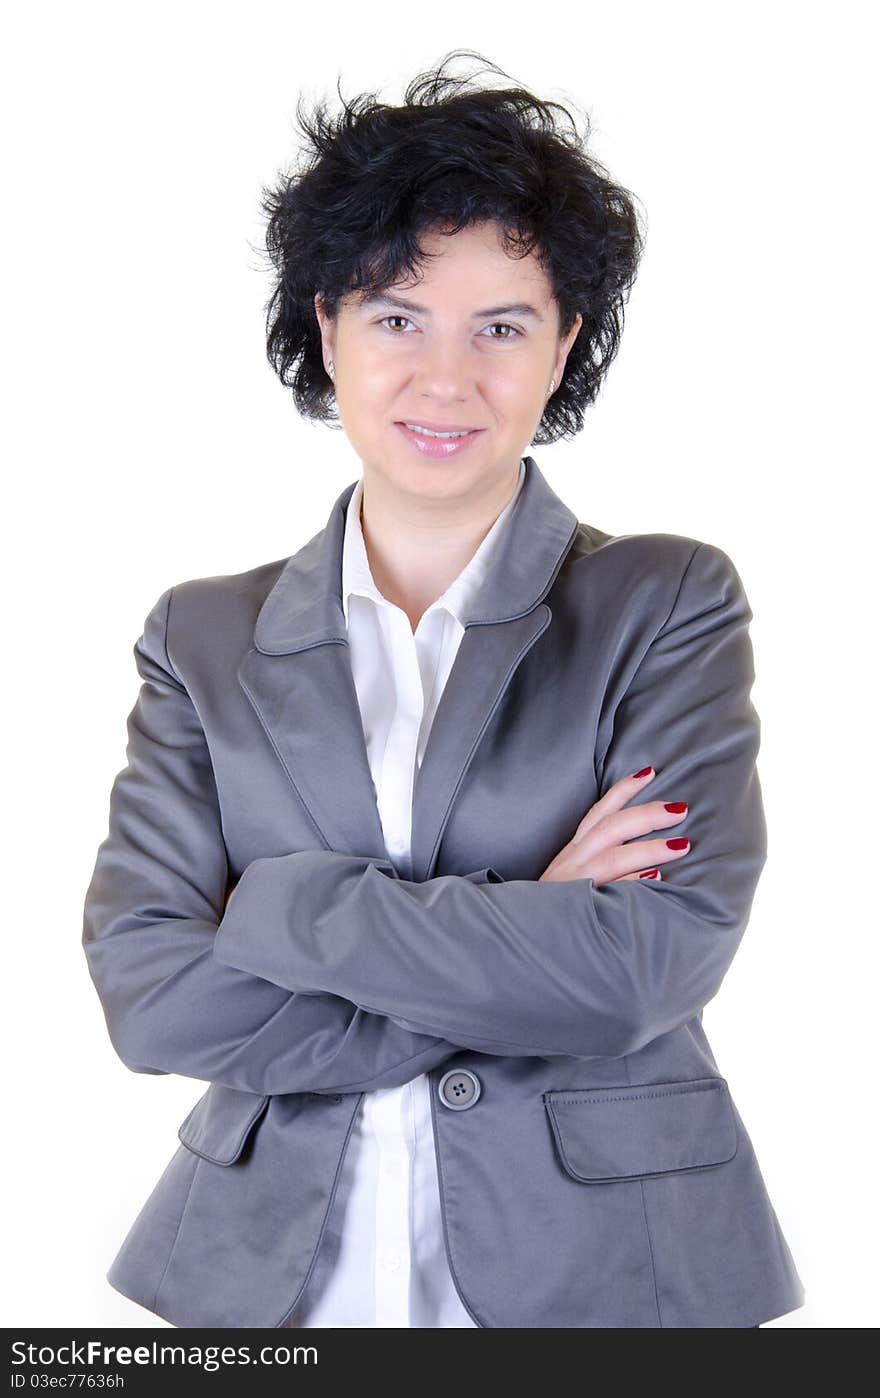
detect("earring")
[328,359,335,381]
[548,378,556,396]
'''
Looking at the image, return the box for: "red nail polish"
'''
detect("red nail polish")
[639,868,660,879]
[664,802,687,813]
[632,766,653,778]
[666,838,689,849]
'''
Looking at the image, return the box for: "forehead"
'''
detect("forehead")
[351,222,553,313]
[418,220,545,268]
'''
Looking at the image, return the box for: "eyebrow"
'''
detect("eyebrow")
[358,291,544,322]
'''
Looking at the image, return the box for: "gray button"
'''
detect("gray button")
[437,1068,481,1110]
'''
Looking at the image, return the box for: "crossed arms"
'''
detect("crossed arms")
[82,542,766,1096]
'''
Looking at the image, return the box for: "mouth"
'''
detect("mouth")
[394,421,485,459]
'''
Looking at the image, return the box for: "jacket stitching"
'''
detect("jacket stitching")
[626,1055,663,1327]
[153,1152,201,1313]
[546,1082,723,1106]
[274,1094,366,1328]
[426,605,552,875]
[427,1074,488,1328]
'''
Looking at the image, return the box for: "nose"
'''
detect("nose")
[415,336,475,402]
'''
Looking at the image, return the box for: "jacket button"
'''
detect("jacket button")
[437,1068,481,1110]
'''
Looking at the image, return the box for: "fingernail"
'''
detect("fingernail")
[666,838,689,849]
[639,868,660,879]
[632,766,653,778]
[664,802,687,813]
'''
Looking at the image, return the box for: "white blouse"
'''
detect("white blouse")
[285,457,527,1327]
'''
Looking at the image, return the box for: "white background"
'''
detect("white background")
[3,0,875,1329]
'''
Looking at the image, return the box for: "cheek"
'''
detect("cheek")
[488,364,544,416]
[351,356,401,406]
[337,363,396,431]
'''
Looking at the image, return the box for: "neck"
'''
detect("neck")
[359,464,521,631]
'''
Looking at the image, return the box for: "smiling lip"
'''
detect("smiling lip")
[394,421,484,459]
[397,419,482,433]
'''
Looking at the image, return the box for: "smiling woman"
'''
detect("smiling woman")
[83,47,805,1331]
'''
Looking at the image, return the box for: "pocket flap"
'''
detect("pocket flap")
[543,1076,737,1183]
[178,1084,270,1166]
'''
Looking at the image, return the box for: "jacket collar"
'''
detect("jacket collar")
[253,454,578,654]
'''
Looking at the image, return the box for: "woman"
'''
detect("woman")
[82,51,804,1328]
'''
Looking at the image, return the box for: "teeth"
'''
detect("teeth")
[404,423,471,439]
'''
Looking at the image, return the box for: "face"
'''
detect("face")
[314,220,582,506]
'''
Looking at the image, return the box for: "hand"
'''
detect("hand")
[539,767,690,887]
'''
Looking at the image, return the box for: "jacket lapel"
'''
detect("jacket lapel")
[237,456,579,880]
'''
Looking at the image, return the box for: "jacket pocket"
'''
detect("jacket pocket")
[177,1084,270,1166]
[543,1076,737,1184]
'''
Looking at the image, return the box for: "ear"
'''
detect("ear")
[314,292,336,368]
[554,311,583,383]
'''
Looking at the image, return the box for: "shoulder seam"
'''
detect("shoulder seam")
[162,585,182,683]
[657,540,703,635]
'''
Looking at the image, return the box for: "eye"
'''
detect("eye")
[377,316,521,339]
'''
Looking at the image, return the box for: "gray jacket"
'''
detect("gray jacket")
[82,455,806,1328]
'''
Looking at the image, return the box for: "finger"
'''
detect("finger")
[589,835,691,885]
[618,836,690,879]
[578,798,689,861]
[617,867,662,882]
[573,766,655,841]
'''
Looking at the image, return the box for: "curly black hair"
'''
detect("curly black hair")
[258,50,646,445]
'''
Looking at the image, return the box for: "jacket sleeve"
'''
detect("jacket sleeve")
[81,586,481,1097]
[213,542,768,1060]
